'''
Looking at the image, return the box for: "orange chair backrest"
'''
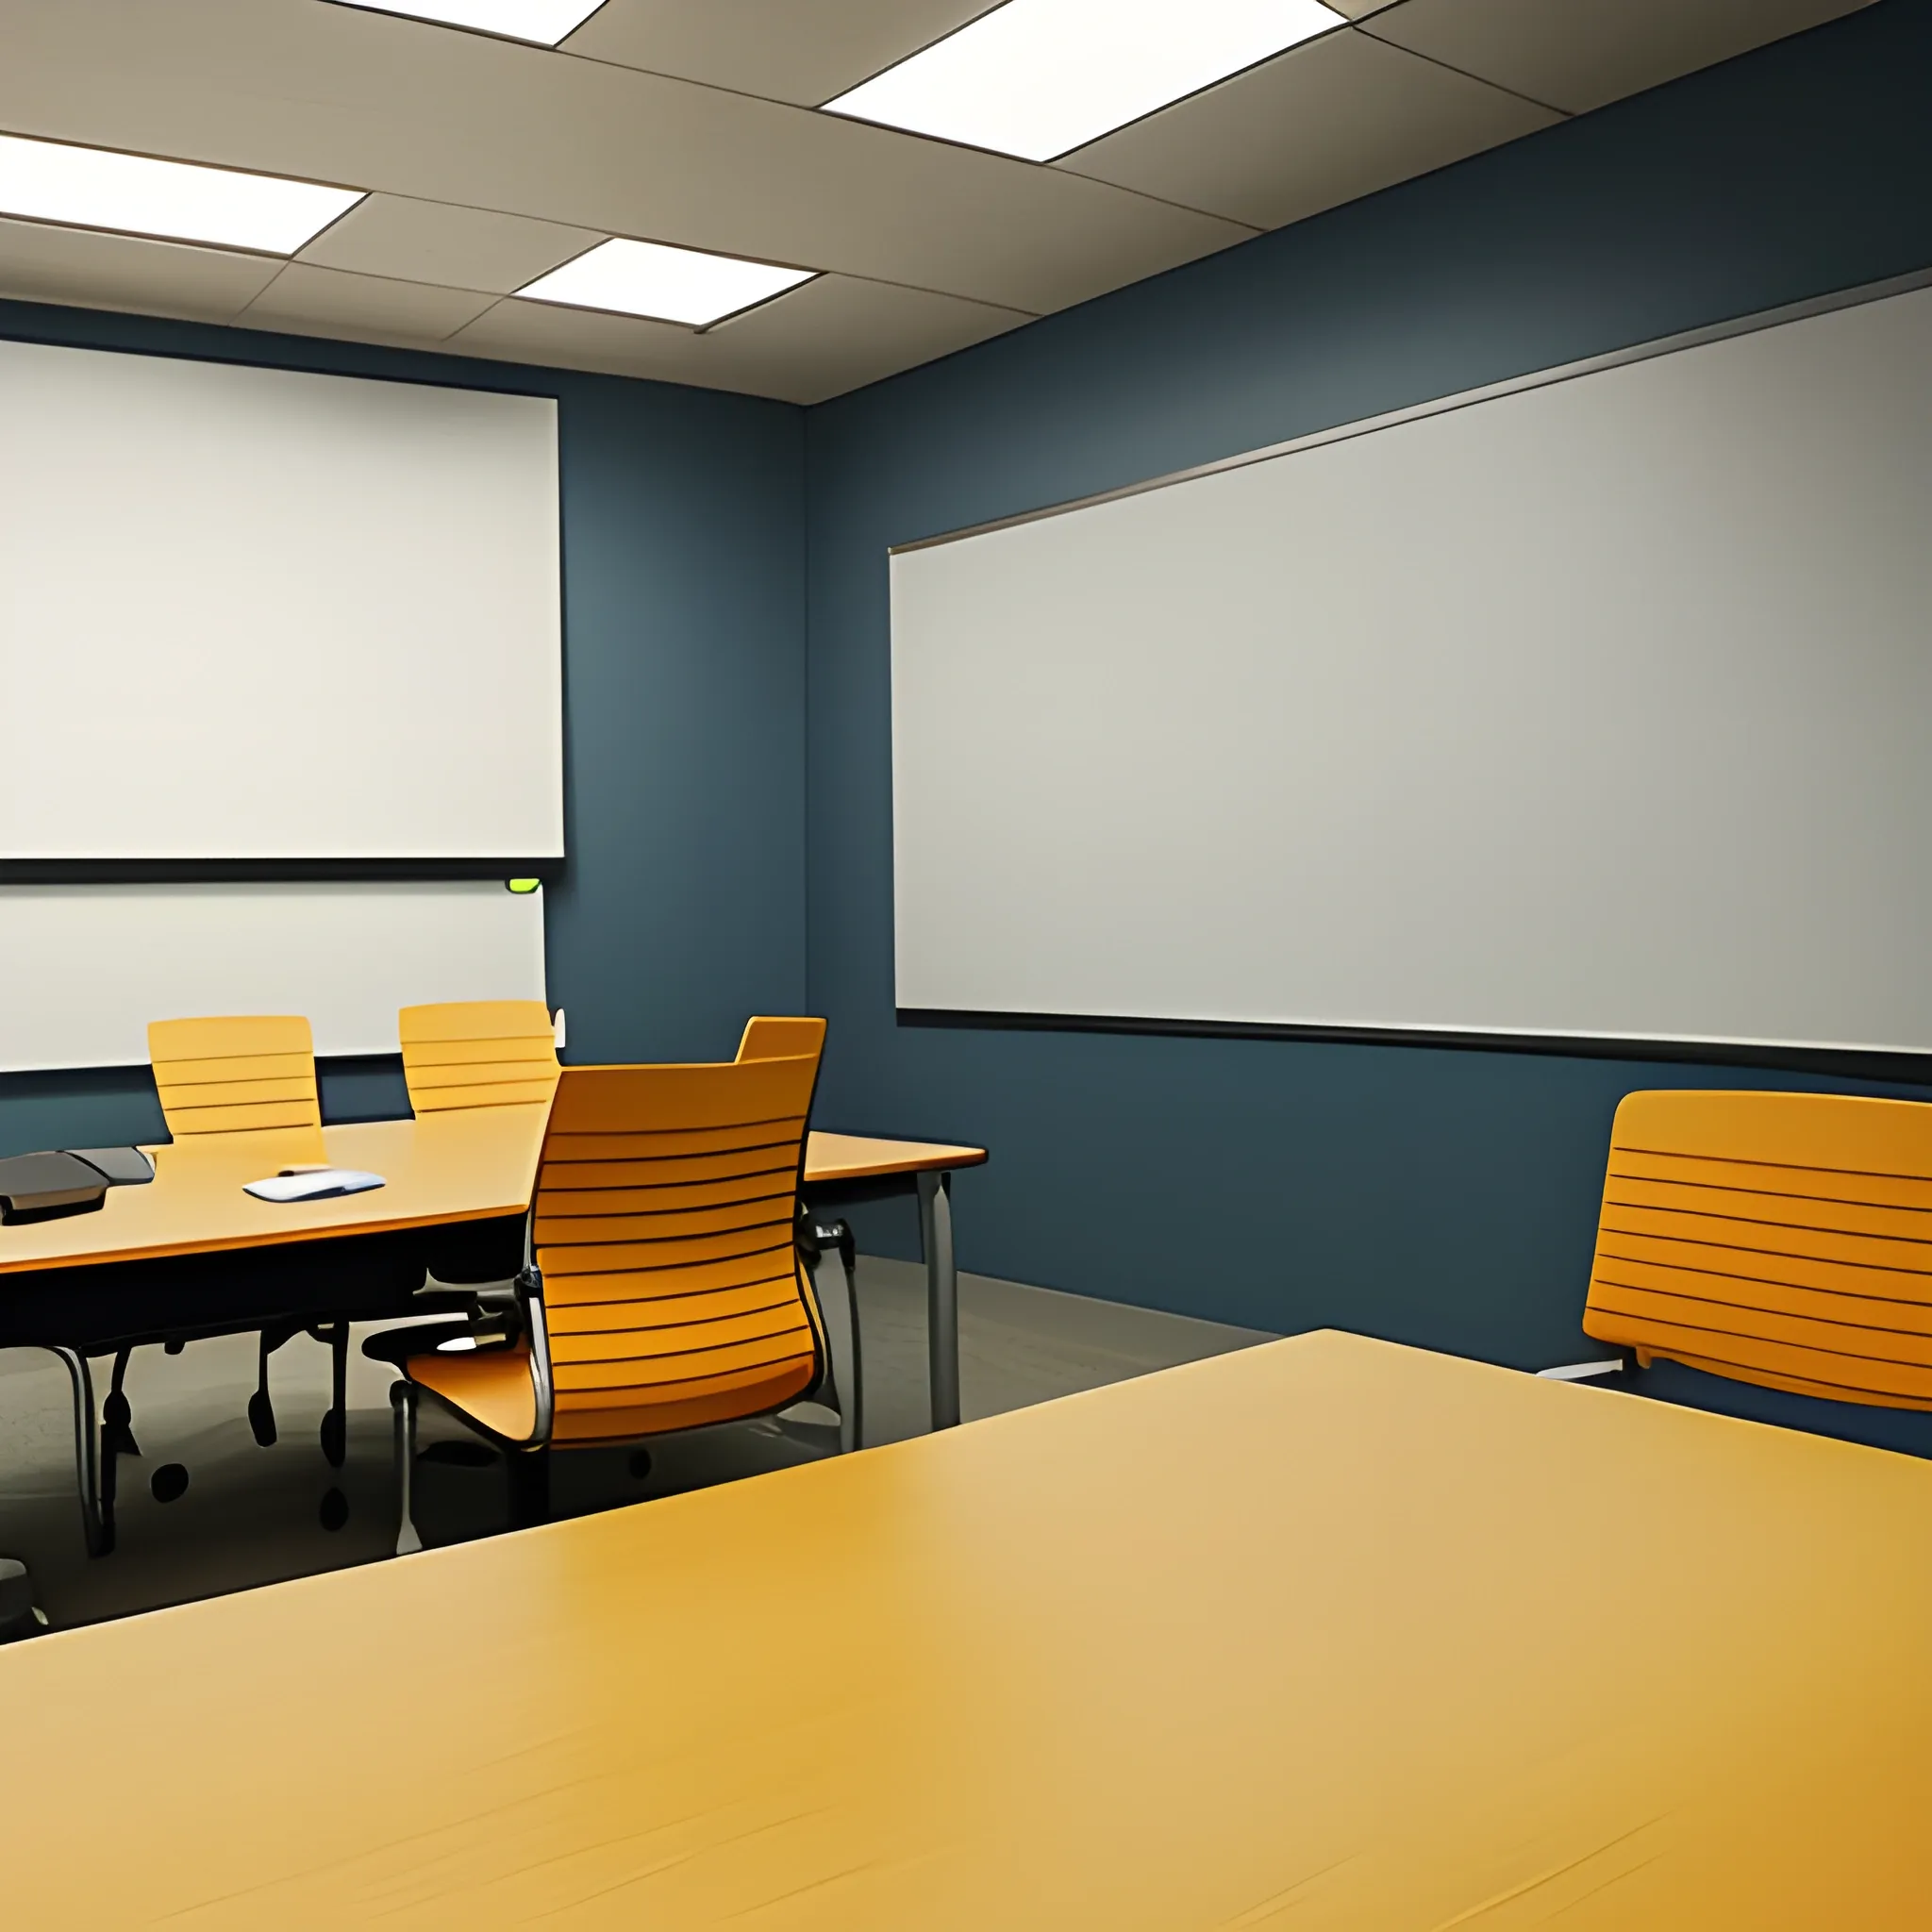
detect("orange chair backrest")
[1583,1089,1932,1410]
[147,1015,321,1139]
[532,1039,824,1443]
[400,1000,559,1114]
[736,1015,827,1063]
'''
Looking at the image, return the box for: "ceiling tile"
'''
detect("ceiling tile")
[295,192,598,291]
[0,216,279,322]
[1062,28,1558,231]
[237,261,499,341]
[1362,0,1878,117]
[672,272,1032,402]
[563,0,995,108]
[0,0,1254,317]
[448,273,1030,402]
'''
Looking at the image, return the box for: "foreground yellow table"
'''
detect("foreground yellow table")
[4,1329,1928,1926]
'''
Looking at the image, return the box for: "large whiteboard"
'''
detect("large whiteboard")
[0,883,546,1071]
[892,280,1932,1055]
[0,340,562,861]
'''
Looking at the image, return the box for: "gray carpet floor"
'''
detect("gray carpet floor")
[0,1258,1270,1633]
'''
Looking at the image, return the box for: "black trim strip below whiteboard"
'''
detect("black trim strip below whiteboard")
[0,858,562,885]
[896,1008,1932,1087]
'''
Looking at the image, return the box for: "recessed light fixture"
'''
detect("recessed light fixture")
[0,133,364,254]
[824,0,1345,162]
[329,1,607,46]
[515,239,817,328]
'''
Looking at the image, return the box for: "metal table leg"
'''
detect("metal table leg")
[49,1346,108,1557]
[916,1171,959,1430]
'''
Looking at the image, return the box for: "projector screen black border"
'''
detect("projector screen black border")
[0,858,564,884]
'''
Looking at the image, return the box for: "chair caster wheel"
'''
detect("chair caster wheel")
[247,1390,277,1447]
[0,1558,43,1642]
[320,1408,346,1468]
[150,1464,189,1504]
[626,1449,652,1481]
[319,1488,349,1532]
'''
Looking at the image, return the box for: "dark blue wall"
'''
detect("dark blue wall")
[0,299,806,1154]
[803,0,1932,1453]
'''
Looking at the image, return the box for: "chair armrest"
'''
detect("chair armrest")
[1536,1354,1633,1382]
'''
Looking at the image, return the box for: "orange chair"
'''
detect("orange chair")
[147,1014,323,1142]
[1547,1089,1932,1410]
[373,1021,852,1554]
[144,1016,348,1489]
[735,1015,829,1064]
[398,1000,560,1115]
[399,1000,561,1291]
[737,1016,862,1453]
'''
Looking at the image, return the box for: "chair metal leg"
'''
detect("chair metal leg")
[49,1348,108,1557]
[102,1345,140,1461]
[390,1380,422,1557]
[96,1345,143,1543]
[249,1323,300,1448]
[319,1322,348,1468]
[807,1218,863,1454]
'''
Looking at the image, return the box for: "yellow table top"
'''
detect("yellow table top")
[3,1329,1928,1926]
[0,1116,984,1274]
[802,1128,986,1184]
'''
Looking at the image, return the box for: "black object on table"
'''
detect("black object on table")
[0,1146,155,1225]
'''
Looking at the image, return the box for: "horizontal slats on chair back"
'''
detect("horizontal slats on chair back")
[1583,1090,1932,1409]
[399,1001,558,1113]
[147,1015,320,1138]
[533,1053,822,1439]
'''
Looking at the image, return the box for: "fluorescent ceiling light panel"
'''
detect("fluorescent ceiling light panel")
[825,0,1345,161]
[0,134,362,254]
[515,239,816,327]
[331,1,607,44]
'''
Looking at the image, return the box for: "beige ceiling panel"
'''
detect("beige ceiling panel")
[1063,30,1558,230]
[0,217,279,322]
[447,274,1030,404]
[698,273,1031,403]
[237,262,499,341]
[1362,0,1878,116]
[296,193,599,292]
[564,0,996,108]
[0,0,1255,317]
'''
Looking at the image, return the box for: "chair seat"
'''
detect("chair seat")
[408,1341,539,1446]
[550,1359,818,1445]
[405,1341,818,1448]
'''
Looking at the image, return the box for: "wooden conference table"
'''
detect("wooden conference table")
[4,1329,1928,1925]
[0,1109,987,1419]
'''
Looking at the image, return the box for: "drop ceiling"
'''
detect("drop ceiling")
[0,0,1876,404]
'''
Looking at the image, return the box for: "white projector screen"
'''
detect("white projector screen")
[0,339,562,861]
[892,278,1932,1056]
[0,883,546,1072]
